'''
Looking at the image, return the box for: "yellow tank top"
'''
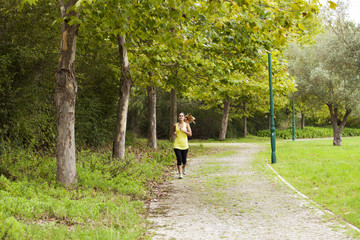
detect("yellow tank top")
[173,123,189,150]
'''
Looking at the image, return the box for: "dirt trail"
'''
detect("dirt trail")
[147,143,357,240]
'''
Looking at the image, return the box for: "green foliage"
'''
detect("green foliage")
[0,212,26,240]
[1,0,326,151]
[75,26,122,147]
[0,0,59,150]
[287,20,360,128]
[180,0,320,134]
[77,140,174,197]
[0,146,56,182]
[256,126,360,139]
[0,139,176,239]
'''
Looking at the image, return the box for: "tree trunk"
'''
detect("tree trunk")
[113,35,132,159]
[219,98,230,140]
[55,0,79,185]
[243,116,247,138]
[147,81,157,149]
[243,104,247,138]
[327,103,351,146]
[333,129,342,146]
[169,88,177,141]
[301,112,305,129]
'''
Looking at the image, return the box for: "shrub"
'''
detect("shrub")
[256,126,360,139]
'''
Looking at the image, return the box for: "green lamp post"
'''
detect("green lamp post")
[268,52,276,164]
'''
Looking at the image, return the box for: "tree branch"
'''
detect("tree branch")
[329,23,349,46]
[339,107,352,131]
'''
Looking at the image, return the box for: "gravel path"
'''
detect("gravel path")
[147,143,358,239]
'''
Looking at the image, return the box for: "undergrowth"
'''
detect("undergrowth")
[0,138,183,239]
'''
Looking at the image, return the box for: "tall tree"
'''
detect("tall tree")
[287,22,360,145]
[113,35,132,159]
[147,73,157,148]
[55,0,80,185]
[219,97,230,140]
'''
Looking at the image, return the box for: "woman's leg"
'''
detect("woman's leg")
[174,149,183,178]
[181,149,188,174]
[177,165,182,175]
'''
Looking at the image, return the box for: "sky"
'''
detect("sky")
[347,0,360,23]
[320,0,360,23]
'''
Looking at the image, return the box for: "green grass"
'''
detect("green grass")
[257,137,360,229]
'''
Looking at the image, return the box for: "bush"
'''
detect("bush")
[255,126,360,139]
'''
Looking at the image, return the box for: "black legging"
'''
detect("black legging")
[174,148,188,166]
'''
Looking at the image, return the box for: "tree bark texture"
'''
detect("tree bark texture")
[301,112,305,129]
[113,35,132,159]
[219,98,230,140]
[55,0,79,185]
[327,103,351,146]
[169,88,177,141]
[147,83,157,149]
